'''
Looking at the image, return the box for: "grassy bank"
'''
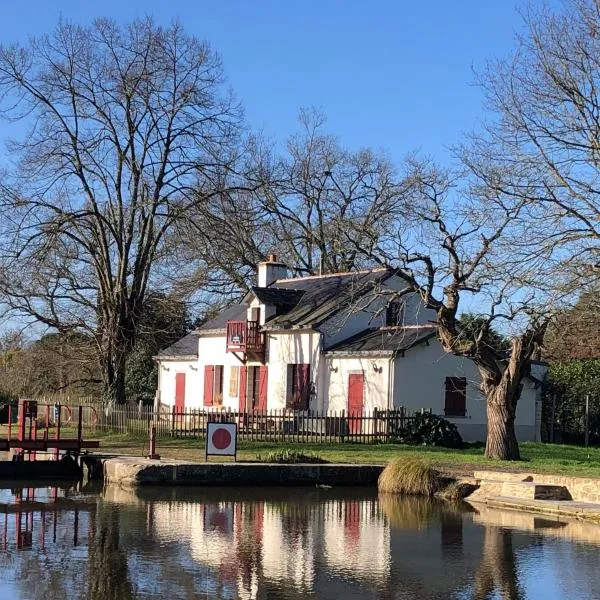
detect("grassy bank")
[86,431,600,479]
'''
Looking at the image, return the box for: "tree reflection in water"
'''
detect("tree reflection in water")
[473,525,523,600]
[87,503,135,600]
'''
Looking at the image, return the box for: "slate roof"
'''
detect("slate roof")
[325,326,437,355]
[264,268,395,329]
[250,287,305,312]
[155,332,199,359]
[196,304,248,333]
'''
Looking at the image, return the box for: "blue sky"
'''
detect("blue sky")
[0,0,547,164]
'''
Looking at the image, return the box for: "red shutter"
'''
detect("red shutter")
[445,377,466,417]
[175,373,186,413]
[297,364,310,410]
[257,366,268,411]
[204,365,215,407]
[239,366,248,412]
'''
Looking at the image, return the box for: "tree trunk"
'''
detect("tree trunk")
[485,387,520,460]
[103,351,128,404]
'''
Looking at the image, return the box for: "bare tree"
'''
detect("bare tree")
[351,160,558,459]
[462,0,600,286]
[0,19,243,402]
[177,109,409,300]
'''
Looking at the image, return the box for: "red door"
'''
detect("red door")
[257,366,268,411]
[175,372,186,415]
[348,373,364,435]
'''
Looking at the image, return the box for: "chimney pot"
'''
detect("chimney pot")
[257,254,287,287]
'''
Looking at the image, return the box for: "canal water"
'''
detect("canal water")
[0,483,598,599]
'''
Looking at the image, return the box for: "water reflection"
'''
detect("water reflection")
[0,484,599,599]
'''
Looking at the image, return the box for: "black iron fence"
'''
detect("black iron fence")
[90,406,426,444]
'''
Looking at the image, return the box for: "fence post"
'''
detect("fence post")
[373,408,378,441]
[585,394,590,447]
[146,423,160,460]
[341,410,345,443]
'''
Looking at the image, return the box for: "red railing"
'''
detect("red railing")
[226,320,265,355]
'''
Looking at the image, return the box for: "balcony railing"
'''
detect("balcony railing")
[226,320,265,355]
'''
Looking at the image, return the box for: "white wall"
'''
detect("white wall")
[186,330,327,412]
[392,338,539,441]
[157,360,200,409]
[197,335,249,411]
[324,356,391,413]
[265,330,322,410]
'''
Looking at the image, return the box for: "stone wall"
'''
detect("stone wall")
[473,470,600,504]
[102,457,384,488]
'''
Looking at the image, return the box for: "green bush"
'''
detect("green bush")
[255,448,327,464]
[393,413,463,448]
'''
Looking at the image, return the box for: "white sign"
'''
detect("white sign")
[206,422,237,458]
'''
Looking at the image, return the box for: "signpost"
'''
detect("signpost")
[206,422,237,461]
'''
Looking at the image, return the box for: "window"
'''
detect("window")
[287,364,310,410]
[204,365,224,406]
[229,366,240,397]
[444,377,467,417]
[386,301,404,326]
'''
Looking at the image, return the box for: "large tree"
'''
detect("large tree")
[0,19,243,402]
[350,161,556,459]
[463,0,600,287]
[176,109,408,299]
[125,292,190,404]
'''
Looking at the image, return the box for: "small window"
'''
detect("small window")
[286,363,310,410]
[229,366,240,397]
[445,377,466,417]
[386,301,404,326]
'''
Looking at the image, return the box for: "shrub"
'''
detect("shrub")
[378,458,442,496]
[393,413,463,448]
[255,448,327,464]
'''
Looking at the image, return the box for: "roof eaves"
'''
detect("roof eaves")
[153,354,197,362]
[325,349,394,357]
[196,329,227,336]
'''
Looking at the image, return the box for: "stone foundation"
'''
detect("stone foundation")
[101,457,384,488]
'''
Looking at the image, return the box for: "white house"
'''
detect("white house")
[155,255,545,441]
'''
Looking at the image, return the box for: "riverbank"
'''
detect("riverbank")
[89,433,600,479]
[466,470,600,523]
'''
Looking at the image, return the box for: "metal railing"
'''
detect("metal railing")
[90,406,423,444]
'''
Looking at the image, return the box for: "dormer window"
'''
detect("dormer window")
[386,301,404,326]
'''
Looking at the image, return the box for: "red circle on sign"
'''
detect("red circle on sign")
[212,428,232,450]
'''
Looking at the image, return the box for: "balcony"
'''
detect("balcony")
[226,320,265,359]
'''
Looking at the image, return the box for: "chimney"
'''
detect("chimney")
[257,253,288,287]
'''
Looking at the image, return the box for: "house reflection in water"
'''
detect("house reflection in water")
[1,485,600,599]
[144,488,600,599]
[148,490,390,599]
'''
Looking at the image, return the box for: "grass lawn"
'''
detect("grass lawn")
[84,430,600,480]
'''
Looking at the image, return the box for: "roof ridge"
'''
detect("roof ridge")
[274,267,390,283]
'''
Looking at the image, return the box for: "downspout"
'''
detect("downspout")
[387,351,397,410]
[318,334,326,412]
[155,360,161,412]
